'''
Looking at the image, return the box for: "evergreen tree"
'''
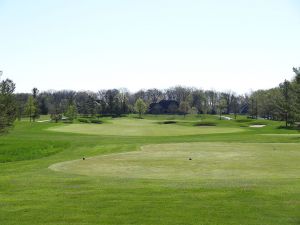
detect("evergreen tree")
[0,74,16,133]
[279,80,294,127]
[32,88,39,121]
[39,97,48,115]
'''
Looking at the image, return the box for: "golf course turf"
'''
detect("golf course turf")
[1,115,300,225]
[50,142,300,180]
[48,118,242,136]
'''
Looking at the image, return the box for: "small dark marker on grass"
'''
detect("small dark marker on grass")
[189,157,192,160]
[83,157,85,160]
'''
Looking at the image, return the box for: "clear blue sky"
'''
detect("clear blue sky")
[0,0,300,93]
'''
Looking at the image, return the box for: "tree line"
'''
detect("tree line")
[15,87,250,122]
[13,67,300,125]
[249,67,300,126]
[1,66,300,134]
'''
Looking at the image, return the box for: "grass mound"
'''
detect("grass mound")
[236,119,252,123]
[249,121,268,126]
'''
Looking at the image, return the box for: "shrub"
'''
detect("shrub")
[78,118,89,123]
[236,119,252,123]
[194,121,216,126]
[90,119,102,124]
[161,120,177,124]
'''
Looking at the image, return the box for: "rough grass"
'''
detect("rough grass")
[1,115,300,225]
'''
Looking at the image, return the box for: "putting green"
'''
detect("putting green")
[49,142,300,180]
[48,118,242,136]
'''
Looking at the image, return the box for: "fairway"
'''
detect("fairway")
[50,142,300,180]
[2,117,300,225]
[48,118,242,136]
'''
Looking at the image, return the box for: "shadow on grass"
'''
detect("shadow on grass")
[277,125,300,131]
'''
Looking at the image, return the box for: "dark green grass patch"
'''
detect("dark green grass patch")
[78,118,90,123]
[0,140,68,163]
[90,119,103,124]
[158,120,177,124]
[194,121,216,126]
[236,119,252,123]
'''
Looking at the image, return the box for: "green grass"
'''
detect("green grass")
[0,115,300,225]
[50,142,300,180]
[48,118,243,136]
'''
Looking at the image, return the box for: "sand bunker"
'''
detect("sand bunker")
[249,125,266,128]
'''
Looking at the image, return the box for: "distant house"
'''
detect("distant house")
[149,100,179,114]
